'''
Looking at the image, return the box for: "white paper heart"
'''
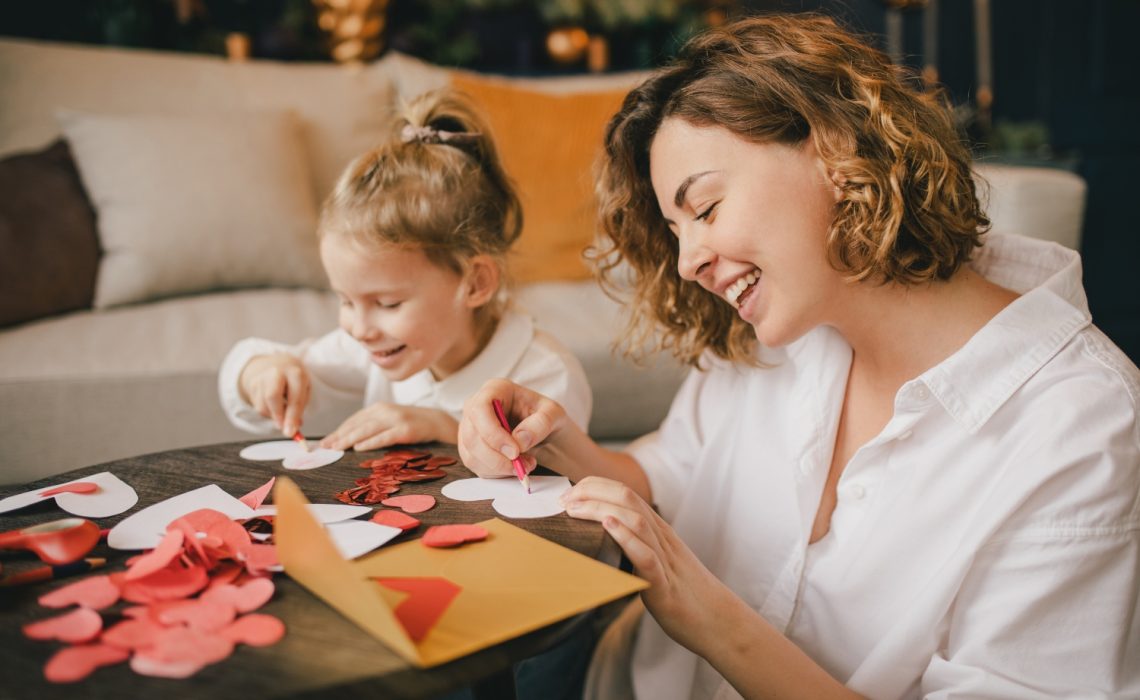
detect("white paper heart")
[440,476,571,519]
[0,472,138,518]
[239,440,344,470]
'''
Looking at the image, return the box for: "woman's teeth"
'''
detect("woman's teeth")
[725,270,760,308]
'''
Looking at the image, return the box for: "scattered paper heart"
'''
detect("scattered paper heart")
[421,524,489,548]
[380,494,436,514]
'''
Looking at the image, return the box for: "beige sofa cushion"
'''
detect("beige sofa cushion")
[59,109,325,307]
[0,38,395,202]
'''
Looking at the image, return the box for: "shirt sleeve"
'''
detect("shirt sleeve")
[626,361,725,521]
[920,422,1140,698]
[921,530,1140,698]
[508,329,593,433]
[217,329,369,434]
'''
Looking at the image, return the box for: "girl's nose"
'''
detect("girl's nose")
[676,230,715,282]
[349,310,379,341]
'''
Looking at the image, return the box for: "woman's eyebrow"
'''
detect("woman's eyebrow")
[673,170,717,208]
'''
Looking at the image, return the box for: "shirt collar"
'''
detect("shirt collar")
[390,310,535,414]
[922,234,1091,432]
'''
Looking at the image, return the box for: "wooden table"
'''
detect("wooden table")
[0,441,619,699]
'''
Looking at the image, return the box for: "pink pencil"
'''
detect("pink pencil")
[291,430,311,452]
[492,399,531,494]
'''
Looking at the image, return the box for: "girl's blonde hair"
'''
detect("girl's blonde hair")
[593,13,989,366]
[319,88,522,324]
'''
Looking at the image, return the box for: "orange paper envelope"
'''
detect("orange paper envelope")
[274,477,647,667]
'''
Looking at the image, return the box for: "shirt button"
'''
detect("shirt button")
[897,430,912,441]
[844,484,866,500]
[915,386,930,401]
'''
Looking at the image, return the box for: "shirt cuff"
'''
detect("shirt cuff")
[217,337,294,434]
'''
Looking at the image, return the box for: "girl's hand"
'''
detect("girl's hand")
[458,378,569,479]
[239,353,311,437]
[560,476,727,652]
[320,403,458,451]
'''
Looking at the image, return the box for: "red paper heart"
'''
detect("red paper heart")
[156,598,237,632]
[373,577,462,642]
[238,477,276,510]
[38,574,121,610]
[40,482,99,497]
[125,528,185,581]
[421,524,489,548]
[380,494,436,513]
[370,510,421,531]
[102,617,168,650]
[220,613,286,647]
[44,643,130,683]
[200,577,275,614]
[129,626,234,679]
[119,563,209,604]
[23,607,104,644]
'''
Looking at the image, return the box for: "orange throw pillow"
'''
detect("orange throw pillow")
[451,73,628,283]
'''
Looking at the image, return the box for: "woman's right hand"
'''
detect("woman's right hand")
[458,378,569,479]
[238,353,311,438]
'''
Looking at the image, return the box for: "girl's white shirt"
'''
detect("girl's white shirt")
[620,233,1140,699]
[219,309,592,434]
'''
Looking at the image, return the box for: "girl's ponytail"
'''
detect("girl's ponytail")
[319,88,524,324]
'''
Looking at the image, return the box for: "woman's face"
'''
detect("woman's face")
[649,117,845,348]
[320,235,484,381]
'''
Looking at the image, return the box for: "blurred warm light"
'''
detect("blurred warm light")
[313,0,388,64]
[546,26,590,65]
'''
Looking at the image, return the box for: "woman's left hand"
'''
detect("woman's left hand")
[560,476,728,652]
[320,402,458,451]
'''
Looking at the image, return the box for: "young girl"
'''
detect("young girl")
[458,14,1139,700]
[219,89,591,450]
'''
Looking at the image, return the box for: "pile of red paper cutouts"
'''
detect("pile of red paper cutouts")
[335,449,455,505]
[23,508,285,683]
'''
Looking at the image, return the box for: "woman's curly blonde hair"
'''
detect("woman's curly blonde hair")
[593,13,989,367]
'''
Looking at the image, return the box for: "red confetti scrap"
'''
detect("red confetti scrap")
[421,524,489,548]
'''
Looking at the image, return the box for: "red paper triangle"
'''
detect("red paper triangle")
[372,577,461,643]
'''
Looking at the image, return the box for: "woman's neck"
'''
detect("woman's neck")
[832,268,1021,389]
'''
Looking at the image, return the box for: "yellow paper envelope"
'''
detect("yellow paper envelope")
[274,477,647,667]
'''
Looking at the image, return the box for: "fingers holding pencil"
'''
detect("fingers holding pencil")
[459,379,567,481]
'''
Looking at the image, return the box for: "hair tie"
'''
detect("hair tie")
[400,123,481,146]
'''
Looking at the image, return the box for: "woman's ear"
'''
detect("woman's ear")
[461,255,500,309]
[829,169,846,202]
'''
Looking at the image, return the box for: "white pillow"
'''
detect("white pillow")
[58,109,326,308]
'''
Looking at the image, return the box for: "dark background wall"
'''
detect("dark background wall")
[3,0,1138,362]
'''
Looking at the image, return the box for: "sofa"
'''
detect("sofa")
[0,38,1087,486]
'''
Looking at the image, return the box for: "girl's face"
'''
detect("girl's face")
[649,117,845,348]
[320,235,492,381]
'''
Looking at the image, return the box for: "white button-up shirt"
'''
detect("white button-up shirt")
[626,234,1140,699]
[219,309,592,434]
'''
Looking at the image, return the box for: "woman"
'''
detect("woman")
[459,14,1139,699]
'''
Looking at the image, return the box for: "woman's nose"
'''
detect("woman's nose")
[676,229,715,282]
